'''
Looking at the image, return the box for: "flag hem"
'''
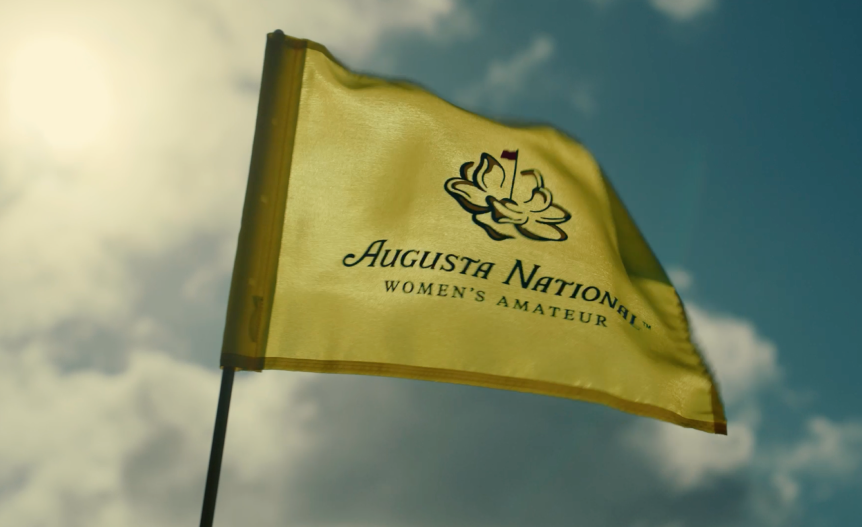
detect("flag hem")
[222,354,727,435]
[219,31,307,362]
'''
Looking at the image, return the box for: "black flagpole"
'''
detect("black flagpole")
[199,366,236,527]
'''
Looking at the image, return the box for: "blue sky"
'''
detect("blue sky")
[0,0,860,526]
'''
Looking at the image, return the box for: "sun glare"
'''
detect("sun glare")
[7,36,113,151]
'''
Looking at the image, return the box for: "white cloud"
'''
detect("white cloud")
[459,35,555,110]
[569,81,599,116]
[687,304,779,406]
[648,0,717,22]
[0,4,463,522]
[460,34,600,117]
[626,300,776,490]
[0,285,859,526]
[181,237,237,302]
[626,293,862,522]
[583,0,718,22]
[0,0,458,340]
[771,417,862,505]
[0,344,314,527]
[667,267,693,291]
[627,421,755,491]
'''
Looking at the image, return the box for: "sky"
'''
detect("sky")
[0,0,860,526]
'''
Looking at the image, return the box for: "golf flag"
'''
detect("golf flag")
[221,31,726,434]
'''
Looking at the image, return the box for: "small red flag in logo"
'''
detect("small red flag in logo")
[501,149,518,160]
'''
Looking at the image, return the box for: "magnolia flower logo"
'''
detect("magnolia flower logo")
[444,150,571,241]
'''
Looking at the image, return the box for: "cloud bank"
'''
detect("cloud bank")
[3,302,860,527]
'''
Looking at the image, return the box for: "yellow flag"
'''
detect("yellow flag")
[221,31,726,434]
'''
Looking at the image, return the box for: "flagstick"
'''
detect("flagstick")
[508,151,519,199]
[199,366,236,527]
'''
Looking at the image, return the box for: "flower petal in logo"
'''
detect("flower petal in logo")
[444,150,571,241]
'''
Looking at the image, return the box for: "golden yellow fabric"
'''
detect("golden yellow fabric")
[221,32,726,434]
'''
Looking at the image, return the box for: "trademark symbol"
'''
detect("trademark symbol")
[643,321,651,329]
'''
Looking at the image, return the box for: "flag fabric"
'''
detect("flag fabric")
[221,31,726,434]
